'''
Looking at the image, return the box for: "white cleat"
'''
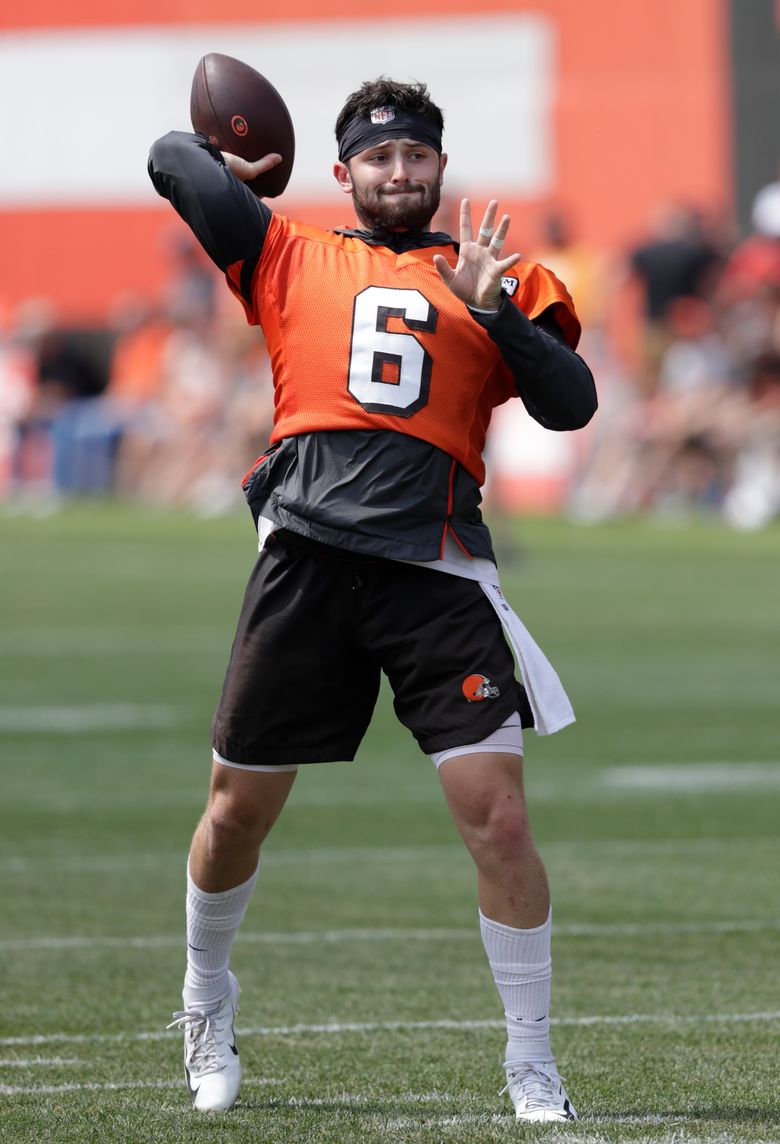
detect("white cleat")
[167,972,242,1112]
[502,1059,577,1122]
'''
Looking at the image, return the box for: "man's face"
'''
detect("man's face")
[334,138,447,232]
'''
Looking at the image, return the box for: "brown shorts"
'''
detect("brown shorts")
[211,531,531,766]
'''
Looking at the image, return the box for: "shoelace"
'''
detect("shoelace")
[500,1062,565,1110]
[167,1007,223,1074]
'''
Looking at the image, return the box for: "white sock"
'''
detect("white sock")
[183,863,258,1010]
[479,907,553,1065]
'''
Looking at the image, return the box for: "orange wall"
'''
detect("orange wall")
[0,0,730,323]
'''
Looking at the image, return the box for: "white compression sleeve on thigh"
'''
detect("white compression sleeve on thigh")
[430,712,523,769]
[479,907,553,1065]
[183,863,259,1009]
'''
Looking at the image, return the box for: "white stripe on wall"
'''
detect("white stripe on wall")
[0,17,553,207]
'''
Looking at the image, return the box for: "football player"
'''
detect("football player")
[150,76,596,1123]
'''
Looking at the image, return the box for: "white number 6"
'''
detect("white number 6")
[347,286,438,417]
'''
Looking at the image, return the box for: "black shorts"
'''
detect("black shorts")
[211,531,531,766]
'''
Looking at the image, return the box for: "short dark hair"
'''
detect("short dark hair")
[335,77,444,142]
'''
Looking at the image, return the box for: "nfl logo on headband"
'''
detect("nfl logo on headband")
[370,106,396,125]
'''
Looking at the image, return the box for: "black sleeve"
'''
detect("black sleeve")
[148,131,272,297]
[467,294,598,430]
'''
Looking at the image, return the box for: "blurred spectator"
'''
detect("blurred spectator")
[570,296,736,519]
[163,233,219,328]
[722,353,780,529]
[9,313,108,502]
[485,209,611,529]
[106,231,274,514]
[108,295,173,410]
[628,202,724,394]
[533,210,608,337]
[51,297,174,497]
[115,304,274,515]
[0,301,53,498]
[717,178,780,365]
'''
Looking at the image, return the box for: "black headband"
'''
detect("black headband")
[337,106,442,163]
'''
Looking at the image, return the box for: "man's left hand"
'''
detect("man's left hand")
[433,199,522,311]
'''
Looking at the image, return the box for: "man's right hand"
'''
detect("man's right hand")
[221,152,282,185]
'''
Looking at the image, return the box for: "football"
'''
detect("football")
[190,53,295,198]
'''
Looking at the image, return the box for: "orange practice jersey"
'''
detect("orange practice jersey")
[227,215,580,486]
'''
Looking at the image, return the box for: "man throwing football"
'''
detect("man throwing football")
[149,76,596,1123]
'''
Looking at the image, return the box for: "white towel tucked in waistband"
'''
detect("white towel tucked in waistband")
[479,582,575,736]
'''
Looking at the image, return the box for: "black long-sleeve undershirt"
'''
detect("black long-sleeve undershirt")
[469,298,597,430]
[149,131,270,276]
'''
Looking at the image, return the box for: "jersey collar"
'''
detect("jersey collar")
[334,226,456,254]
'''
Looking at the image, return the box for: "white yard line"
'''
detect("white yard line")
[0,704,180,732]
[1,916,778,954]
[0,1075,280,1097]
[384,1113,512,1129]
[384,1112,722,1133]
[556,918,780,937]
[1,1010,778,1050]
[0,1057,81,1068]
[0,928,472,952]
[602,762,780,792]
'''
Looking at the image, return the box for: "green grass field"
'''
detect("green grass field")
[1,505,778,1144]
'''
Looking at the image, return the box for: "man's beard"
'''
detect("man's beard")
[351,179,442,233]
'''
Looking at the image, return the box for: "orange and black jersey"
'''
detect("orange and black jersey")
[148,132,597,561]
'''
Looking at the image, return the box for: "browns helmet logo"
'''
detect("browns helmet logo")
[462,674,500,702]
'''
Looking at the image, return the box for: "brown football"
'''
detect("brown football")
[190,53,295,198]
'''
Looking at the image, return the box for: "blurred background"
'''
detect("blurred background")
[0,0,778,525]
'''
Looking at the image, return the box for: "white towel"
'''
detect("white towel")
[479,582,575,736]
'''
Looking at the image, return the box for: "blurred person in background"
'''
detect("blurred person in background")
[120,300,227,508]
[577,297,738,518]
[533,210,608,350]
[717,176,780,365]
[482,210,607,546]
[114,232,222,507]
[45,295,175,499]
[188,313,275,516]
[150,75,596,1124]
[163,232,219,329]
[114,299,274,514]
[0,301,53,501]
[8,312,106,504]
[721,352,780,529]
[717,176,780,528]
[627,201,724,396]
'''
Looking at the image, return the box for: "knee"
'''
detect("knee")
[203,789,268,853]
[467,799,534,868]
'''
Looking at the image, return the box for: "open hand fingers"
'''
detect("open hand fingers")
[474,203,519,263]
[459,198,474,244]
[495,250,523,273]
[440,198,523,303]
[487,213,511,254]
[432,252,455,286]
[476,200,499,247]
